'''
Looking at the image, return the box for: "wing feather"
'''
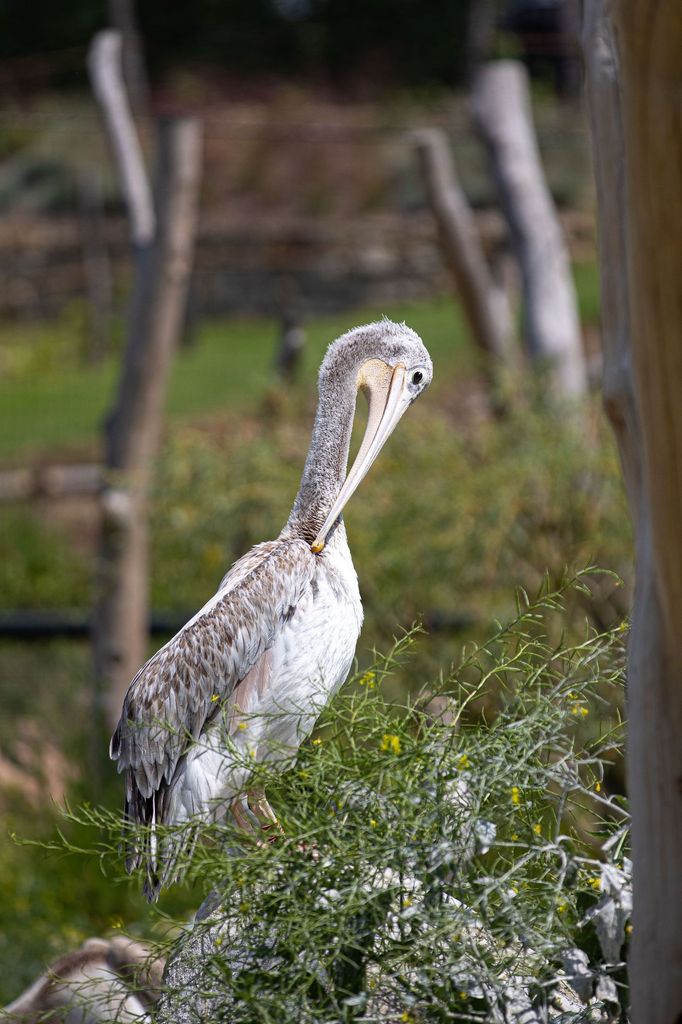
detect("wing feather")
[111,537,315,820]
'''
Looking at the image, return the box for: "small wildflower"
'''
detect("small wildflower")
[595,781,602,793]
[380,733,401,755]
[400,1013,414,1023]
[238,722,247,730]
[312,738,322,746]
[557,902,568,915]
[211,694,220,703]
[510,786,521,806]
[459,991,468,1001]
[110,916,123,930]
[532,822,542,836]
[588,876,601,891]
[457,753,470,770]
[249,749,256,758]
[359,671,376,689]
[370,819,377,828]
[625,923,633,935]
[215,936,223,946]
[404,897,412,907]
[570,702,589,717]
[511,833,519,841]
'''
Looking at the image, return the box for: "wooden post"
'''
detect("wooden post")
[413,128,515,380]
[78,168,113,364]
[583,2,682,1019]
[471,61,587,401]
[89,31,202,732]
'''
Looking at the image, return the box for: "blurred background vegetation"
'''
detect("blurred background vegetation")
[0,0,633,1008]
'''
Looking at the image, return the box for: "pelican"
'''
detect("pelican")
[111,319,432,900]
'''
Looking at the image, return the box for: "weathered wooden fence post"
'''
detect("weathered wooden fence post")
[471,60,587,401]
[583,1,682,1019]
[89,30,202,732]
[413,127,514,383]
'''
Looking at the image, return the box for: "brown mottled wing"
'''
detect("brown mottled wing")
[110,537,315,820]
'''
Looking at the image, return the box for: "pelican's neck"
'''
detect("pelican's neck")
[287,374,358,544]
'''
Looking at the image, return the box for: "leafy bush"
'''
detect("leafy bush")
[42,575,629,1022]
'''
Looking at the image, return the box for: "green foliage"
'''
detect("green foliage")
[41,577,630,1020]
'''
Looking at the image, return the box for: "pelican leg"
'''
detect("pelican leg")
[247,788,283,839]
[230,794,259,833]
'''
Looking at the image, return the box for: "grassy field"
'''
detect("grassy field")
[0,295,471,462]
[0,261,602,463]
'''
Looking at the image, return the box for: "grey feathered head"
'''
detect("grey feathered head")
[318,318,433,393]
[310,319,432,551]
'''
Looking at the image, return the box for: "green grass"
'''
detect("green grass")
[0,263,601,463]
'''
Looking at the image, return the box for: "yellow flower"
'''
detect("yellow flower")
[532,822,542,836]
[400,1013,414,1023]
[570,702,589,717]
[404,897,412,907]
[370,819,377,828]
[595,781,601,793]
[557,902,568,914]
[238,722,247,730]
[457,753,470,770]
[510,786,521,806]
[109,916,123,930]
[211,694,220,703]
[588,876,601,891]
[625,923,633,935]
[459,991,468,1000]
[312,737,322,746]
[215,936,223,946]
[359,671,376,689]
[511,833,519,841]
[249,749,256,758]
[380,734,401,755]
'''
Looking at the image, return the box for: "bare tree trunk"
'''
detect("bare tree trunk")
[471,60,587,400]
[583,2,682,1020]
[413,128,514,379]
[89,32,202,732]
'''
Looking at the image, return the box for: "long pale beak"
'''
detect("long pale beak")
[311,363,410,553]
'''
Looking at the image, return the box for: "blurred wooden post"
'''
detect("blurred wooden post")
[108,0,150,117]
[583,2,682,1019]
[471,61,587,400]
[413,128,515,388]
[89,31,202,732]
[274,277,305,381]
[78,168,113,364]
[275,313,305,381]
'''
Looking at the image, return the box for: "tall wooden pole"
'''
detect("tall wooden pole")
[89,32,202,732]
[583,2,682,1019]
[472,61,587,401]
[413,127,514,378]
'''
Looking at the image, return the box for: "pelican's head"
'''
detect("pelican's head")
[310,319,432,553]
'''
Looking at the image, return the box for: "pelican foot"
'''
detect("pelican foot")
[230,794,259,833]
[247,787,284,841]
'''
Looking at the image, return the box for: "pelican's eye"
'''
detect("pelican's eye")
[411,370,424,385]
